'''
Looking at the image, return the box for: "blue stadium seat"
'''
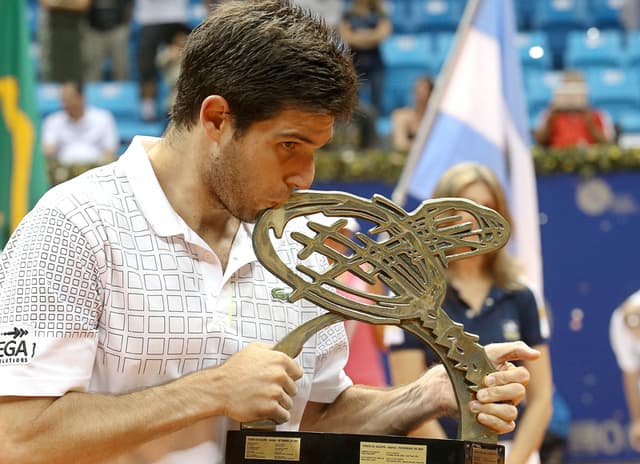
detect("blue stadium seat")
[524,70,564,126]
[514,0,535,31]
[387,0,421,34]
[117,119,165,144]
[380,33,433,70]
[37,82,61,118]
[586,68,640,124]
[411,0,465,33]
[589,0,624,29]
[188,2,207,29]
[517,31,552,71]
[531,0,592,69]
[86,81,140,119]
[376,116,392,138]
[26,2,37,40]
[532,0,591,29]
[380,33,433,114]
[626,31,640,69]
[431,31,456,73]
[618,110,640,134]
[564,29,624,72]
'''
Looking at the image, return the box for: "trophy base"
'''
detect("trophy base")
[226,430,504,464]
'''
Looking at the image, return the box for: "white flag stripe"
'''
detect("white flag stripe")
[505,107,544,297]
[440,29,504,149]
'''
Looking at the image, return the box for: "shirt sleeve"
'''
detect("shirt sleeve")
[101,111,120,152]
[307,321,352,403]
[610,308,640,372]
[0,204,104,396]
[41,114,59,150]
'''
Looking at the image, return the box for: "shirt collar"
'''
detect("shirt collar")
[119,136,189,238]
[119,136,258,266]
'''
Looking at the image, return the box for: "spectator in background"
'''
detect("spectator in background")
[156,24,191,118]
[388,162,553,464]
[40,0,90,82]
[391,75,433,152]
[534,70,614,148]
[610,290,640,452]
[85,0,133,81]
[135,0,191,121]
[42,81,119,172]
[339,0,392,115]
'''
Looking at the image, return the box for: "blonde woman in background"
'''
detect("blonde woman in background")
[388,162,553,464]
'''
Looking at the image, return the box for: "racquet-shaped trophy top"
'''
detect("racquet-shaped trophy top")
[247,190,511,444]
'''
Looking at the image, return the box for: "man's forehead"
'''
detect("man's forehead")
[250,110,335,140]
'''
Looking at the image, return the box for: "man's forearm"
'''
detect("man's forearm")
[0,370,225,464]
[301,367,448,436]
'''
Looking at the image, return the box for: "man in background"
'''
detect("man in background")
[610,290,640,452]
[42,81,119,171]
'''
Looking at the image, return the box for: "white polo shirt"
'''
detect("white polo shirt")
[610,291,640,372]
[0,136,351,464]
[42,106,119,165]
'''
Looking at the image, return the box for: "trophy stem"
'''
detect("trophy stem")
[402,319,499,444]
[241,312,345,431]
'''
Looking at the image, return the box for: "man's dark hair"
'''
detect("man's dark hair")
[63,81,84,97]
[170,0,359,135]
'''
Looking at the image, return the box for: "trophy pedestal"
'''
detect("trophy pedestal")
[226,430,504,464]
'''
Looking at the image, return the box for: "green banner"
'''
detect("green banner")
[0,0,49,249]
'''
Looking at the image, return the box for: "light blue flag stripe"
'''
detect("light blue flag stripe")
[407,113,508,197]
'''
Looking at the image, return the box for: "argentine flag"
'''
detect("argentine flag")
[393,0,543,296]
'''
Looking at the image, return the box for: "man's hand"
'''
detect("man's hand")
[214,342,303,424]
[470,341,540,434]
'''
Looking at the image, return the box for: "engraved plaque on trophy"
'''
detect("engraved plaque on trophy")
[226,190,510,464]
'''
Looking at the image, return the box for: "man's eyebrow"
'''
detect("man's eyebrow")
[277,131,315,144]
[277,130,333,146]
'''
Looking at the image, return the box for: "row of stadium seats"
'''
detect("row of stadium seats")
[36,66,640,150]
[357,0,624,35]
[25,0,625,40]
[514,0,625,32]
[379,33,453,114]
[378,29,640,121]
[519,29,640,72]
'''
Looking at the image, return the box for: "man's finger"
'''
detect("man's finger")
[282,376,298,397]
[485,341,540,366]
[476,383,526,407]
[475,412,516,435]
[484,366,530,388]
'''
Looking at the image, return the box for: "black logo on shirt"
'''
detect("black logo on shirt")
[0,326,35,365]
[1,327,29,338]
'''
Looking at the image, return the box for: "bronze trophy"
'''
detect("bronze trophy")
[226,190,510,464]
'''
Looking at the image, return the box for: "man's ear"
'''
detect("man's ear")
[200,95,231,141]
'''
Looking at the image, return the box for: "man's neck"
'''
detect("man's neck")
[145,135,241,268]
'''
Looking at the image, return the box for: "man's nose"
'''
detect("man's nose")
[285,155,315,191]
